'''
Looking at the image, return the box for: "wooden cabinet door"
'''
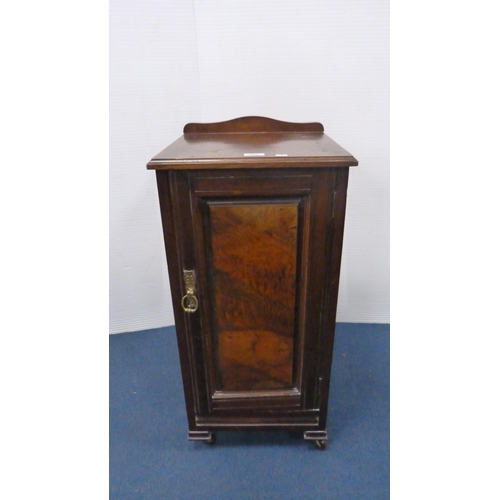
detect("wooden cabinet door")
[157,167,342,423]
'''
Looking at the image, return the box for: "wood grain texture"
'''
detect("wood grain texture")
[209,202,299,391]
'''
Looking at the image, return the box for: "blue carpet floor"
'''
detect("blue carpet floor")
[110,323,389,499]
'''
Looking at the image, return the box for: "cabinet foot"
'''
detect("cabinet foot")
[188,431,215,444]
[303,430,328,450]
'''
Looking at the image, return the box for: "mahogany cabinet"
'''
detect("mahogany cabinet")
[147,117,357,449]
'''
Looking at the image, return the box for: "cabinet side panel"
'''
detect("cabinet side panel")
[209,202,298,391]
[316,167,350,428]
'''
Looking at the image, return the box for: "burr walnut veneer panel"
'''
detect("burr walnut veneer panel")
[209,202,299,392]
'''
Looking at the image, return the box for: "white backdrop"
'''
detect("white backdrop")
[110,0,389,334]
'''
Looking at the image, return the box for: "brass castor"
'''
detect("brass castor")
[205,432,216,445]
[314,439,327,450]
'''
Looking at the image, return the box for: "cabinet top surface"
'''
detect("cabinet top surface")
[147,117,358,170]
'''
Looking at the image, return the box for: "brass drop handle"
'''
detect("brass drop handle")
[181,270,198,313]
[181,294,198,313]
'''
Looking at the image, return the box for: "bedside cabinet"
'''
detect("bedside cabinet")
[147,116,357,449]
